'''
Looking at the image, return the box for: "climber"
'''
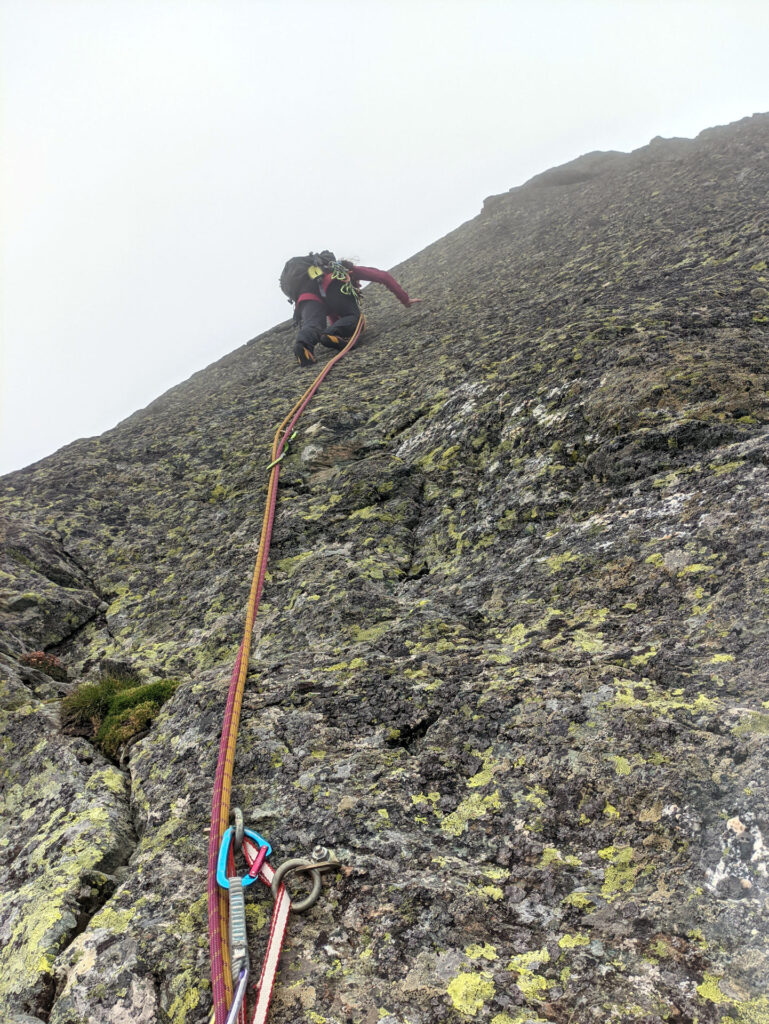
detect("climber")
[279,251,420,366]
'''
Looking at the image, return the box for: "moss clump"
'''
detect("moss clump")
[62,670,179,758]
[96,700,161,757]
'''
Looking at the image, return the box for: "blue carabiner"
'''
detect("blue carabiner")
[216,827,272,889]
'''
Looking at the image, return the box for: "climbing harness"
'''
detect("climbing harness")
[299,258,362,302]
[207,314,365,1024]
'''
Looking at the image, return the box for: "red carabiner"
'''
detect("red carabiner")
[242,834,269,878]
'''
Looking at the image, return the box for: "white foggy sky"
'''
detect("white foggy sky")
[2,0,768,475]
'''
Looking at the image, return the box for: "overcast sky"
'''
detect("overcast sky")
[2,0,768,475]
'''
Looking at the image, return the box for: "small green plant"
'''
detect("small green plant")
[96,700,163,757]
[62,669,179,759]
[20,650,68,681]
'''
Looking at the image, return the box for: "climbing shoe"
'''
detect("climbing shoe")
[294,341,317,366]
[320,333,345,351]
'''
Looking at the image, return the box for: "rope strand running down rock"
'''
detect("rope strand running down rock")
[207,315,366,1024]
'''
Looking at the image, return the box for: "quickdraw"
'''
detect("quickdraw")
[329,260,362,302]
[207,315,365,1024]
[314,260,362,303]
[265,431,296,470]
[210,811,334,1024]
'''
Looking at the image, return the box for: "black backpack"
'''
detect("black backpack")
[279,251,336,302]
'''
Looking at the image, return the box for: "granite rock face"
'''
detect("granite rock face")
[2,114,769,1024]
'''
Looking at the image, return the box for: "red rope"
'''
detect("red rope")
[207,317,365,1024]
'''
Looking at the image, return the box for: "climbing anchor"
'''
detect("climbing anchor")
[269,850,340,914]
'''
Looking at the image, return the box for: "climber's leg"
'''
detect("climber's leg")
[293,299,327,366]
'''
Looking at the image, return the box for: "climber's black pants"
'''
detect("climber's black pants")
[295,283,361,350]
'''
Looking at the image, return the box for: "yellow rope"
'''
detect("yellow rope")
[212,316,365,1011]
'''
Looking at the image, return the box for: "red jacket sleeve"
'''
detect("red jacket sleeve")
[351,265,412,307]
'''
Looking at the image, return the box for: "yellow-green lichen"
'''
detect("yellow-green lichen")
[465,942,498,961]
[412,791,441,807]
[733,713,769,736]
[709,460,746,477]
[467,748,504,788]
[722,995,769,1024]
[497,510,518,530]
[350,621,391,643]
[547,551,577,573]
[274,550,315,576]
[0,882,69,988]
[166,971,202,1023]
[609,677,719,716]
[563,891,594,911]
[697,973,730,1004]
[609,754,632,776]
[482,866,510,882]
[507,947,553,999]
[441,790,502,837]
[630,646,657,666]
[598,845,639,901]
[85,766,128,797]
[477,884,504,901]
[89,905,136,933]
[539,846,581,867]
[177,895,208,936]
[572,628,604,653]
[677,563,711,576]
[491,1015,550,1024]
[447,970,495,1016]
[500,623,529,652]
